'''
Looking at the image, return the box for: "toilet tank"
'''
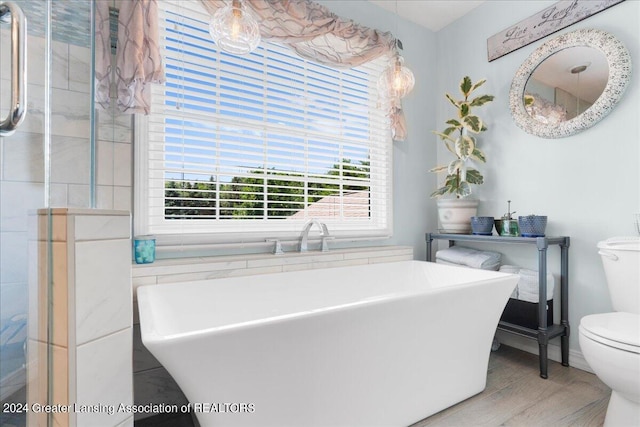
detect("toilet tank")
[597,237,640,313]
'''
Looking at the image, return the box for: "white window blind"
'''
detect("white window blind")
[136,0,393,244]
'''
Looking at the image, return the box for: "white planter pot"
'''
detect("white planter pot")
[437,199,479,234]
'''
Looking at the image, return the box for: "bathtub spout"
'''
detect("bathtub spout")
[299,219,330,252]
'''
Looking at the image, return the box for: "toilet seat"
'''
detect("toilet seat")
[580,312,640,354]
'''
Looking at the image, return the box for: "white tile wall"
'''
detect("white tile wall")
[0,181,44,232]
[76,328,133,427]
[68,45,91,93]
[113,186,132,211]
[0,21,6,93]
[75,238,132,345]
[97,139,115,186]
[21,83,46,134]
[281,258,368,272]
[96,185,114,209]
[50,183,69,207]
[132,245,414,297]
[1,132,45,182]
[0,30,120,220]
[50,136,91,185]
[25,35,46,87]
[52,40,70,90]
[0,282,27,325]
[0,231,28,284]
[113,142,132,187]
[74,213,130,241]
[51,88,91,138]
[96,90,134,211]
[97,109,133,144]
[67,184,91,208]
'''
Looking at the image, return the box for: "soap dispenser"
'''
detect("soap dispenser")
[498,200,519,237]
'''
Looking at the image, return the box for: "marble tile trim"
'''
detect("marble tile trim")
[132,246,414,298]
[74,213,131,241]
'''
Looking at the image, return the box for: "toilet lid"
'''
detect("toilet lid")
[580,312,640,352]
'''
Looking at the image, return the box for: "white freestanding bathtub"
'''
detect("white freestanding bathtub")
[137,260,517,427]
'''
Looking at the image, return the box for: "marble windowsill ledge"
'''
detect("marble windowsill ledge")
[131,245,414,298]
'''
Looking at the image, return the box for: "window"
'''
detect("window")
[135,0,392,245]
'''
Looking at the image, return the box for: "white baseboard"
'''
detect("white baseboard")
[495,330,593,374]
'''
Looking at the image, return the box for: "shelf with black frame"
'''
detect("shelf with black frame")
[425,232,570,379]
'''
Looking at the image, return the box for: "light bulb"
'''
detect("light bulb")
[209,0,261,55]
[378,55,415,99]
[392,62,404,91]
[231,7,241,40]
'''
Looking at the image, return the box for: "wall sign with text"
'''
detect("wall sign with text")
[487,0,624,62]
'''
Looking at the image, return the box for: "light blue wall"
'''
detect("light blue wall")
[435,1,639,351]
[318,1,438,260]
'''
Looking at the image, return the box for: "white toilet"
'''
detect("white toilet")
[579,237,640,426]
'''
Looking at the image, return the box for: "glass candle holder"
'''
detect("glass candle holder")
[133,235,156,264]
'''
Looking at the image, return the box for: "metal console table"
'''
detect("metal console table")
[425,233,570,379]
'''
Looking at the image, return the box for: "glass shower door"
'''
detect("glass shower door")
[1,1,94,425]
[1,3,47,425]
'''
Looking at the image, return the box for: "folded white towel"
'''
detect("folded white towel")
[518,269,555,300]
[499,265,521,274]
[482,261,501,271]
[466,253,501,270]
[435,259,463,267]
[436,246,502,270]
[435,258,500,271]
[498,265,555,302]
[500,265,520,298]
[436,246,477,263]
[518,290,553,303]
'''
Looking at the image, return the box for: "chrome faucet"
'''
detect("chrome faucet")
[266,238,284,255]
[299,219,332,252]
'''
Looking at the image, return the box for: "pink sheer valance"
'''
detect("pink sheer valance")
[115,0,165,114]
[200,0,409,140]
[200,0,395,66]
[95,0,165,115]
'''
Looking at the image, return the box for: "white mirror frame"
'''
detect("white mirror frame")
[510,29,631,139]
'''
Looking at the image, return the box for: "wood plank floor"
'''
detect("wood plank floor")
[411,345,611,427]
[2,345,611,427]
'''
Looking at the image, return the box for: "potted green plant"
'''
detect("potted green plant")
[431,76,494,233]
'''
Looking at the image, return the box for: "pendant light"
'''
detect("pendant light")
[378,1,415,100]
[378,46,415,99]
[209,0,261,55]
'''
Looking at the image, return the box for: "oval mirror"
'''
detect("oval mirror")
[510,29,631,138]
